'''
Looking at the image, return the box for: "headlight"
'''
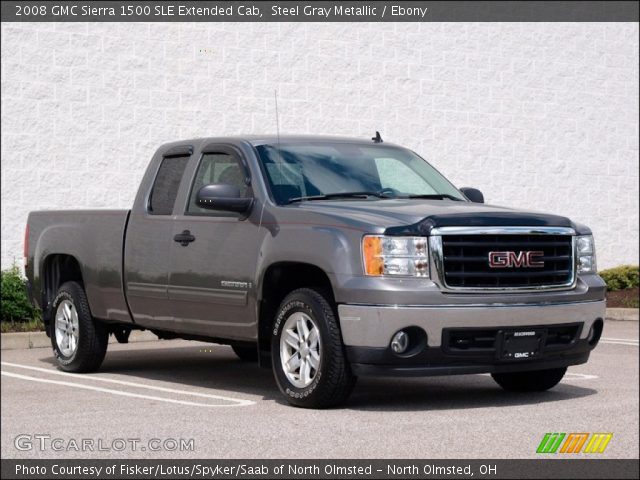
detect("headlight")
[363,235,429,277]
[576,235,597,273]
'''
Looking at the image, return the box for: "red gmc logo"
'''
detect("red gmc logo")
[488,251,545,268]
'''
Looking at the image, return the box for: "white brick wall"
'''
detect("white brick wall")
[1,22,638,269]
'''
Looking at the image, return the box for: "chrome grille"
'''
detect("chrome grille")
[431,227,576,291]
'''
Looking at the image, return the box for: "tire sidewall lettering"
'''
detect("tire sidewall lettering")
[51,290,77,364]
[273,299,322,398]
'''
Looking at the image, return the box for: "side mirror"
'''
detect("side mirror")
[460,187,484,203]
[196,184,253,213]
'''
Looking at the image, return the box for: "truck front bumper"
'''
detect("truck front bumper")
[338,300,606,376]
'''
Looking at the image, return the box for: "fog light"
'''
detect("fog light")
[391,330,409,354]
[587,320,603,346]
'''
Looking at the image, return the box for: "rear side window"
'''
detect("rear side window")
[148,155,190,215]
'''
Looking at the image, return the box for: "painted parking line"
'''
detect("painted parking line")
[478,372,598,380]
[0,361,254,408]
[600,337,638,346]
[564,372,598,380]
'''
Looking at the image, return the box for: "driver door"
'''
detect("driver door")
[167,146,260,340]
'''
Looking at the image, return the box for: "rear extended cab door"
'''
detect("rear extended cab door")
[123,144,193,330]
[166,142,262,340]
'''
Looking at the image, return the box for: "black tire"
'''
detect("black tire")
[271,288,356,408]
[492,367,567,392]
[50,281,108,373]
[232,344,258,362]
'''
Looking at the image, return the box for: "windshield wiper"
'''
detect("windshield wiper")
[404,194,464,201]
[287,191,393,204]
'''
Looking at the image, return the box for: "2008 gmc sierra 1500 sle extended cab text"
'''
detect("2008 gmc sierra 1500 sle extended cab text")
[25,135,606,408]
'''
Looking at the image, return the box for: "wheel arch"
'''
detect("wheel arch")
[41,254,86,331]
[257,261,336,367]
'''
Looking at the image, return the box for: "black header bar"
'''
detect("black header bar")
[1,1,638,22]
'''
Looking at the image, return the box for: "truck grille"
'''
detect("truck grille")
[441,233,574,289]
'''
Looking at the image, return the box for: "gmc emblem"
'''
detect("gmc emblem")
[488,251,545,268]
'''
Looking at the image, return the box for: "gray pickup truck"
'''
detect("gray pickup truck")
[25,135,606,408]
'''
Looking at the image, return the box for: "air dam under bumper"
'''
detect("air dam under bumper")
[338,300,605,376]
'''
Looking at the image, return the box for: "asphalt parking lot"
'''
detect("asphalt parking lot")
[1,321,637,459]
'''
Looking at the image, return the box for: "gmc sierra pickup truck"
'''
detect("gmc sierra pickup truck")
[25,135,606,408]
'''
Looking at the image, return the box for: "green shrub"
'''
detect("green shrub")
[599,265,639,291]
[1,265,36,323]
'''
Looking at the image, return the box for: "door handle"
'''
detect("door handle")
[174,230,195,246]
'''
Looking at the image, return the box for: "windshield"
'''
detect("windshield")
[255,142,466,204]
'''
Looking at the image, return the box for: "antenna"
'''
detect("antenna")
[274,89,281,148]
[274,90,284,181]
[372,131,383,143]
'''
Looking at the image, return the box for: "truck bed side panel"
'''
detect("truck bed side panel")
[28,209,133,324]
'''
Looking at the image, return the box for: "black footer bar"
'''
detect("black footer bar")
[1,459,639,480]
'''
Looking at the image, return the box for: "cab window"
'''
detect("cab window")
[187,153,248,215]
[148,155,190,215]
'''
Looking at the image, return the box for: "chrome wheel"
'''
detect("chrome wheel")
[55,299,79,357]
[280,312,321,388]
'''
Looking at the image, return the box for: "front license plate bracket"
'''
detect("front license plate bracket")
[498,328,546,361]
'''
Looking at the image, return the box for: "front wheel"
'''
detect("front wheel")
[51,281,108,373]
[271,288,356,408]
[492,367,567,392]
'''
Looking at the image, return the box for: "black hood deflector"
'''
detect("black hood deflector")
[385,211,590,236]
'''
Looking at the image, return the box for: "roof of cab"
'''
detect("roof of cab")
[156,134,400,153]
[243,134,392,146]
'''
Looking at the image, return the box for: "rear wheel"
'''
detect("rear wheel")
[271,288,356,408]
[50,281,108,373]
[231,344,258,362]
[492,367,567,392]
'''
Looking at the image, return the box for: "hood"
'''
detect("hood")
[289,199,588,234]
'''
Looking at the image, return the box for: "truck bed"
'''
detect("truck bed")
[27,209,133,324]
